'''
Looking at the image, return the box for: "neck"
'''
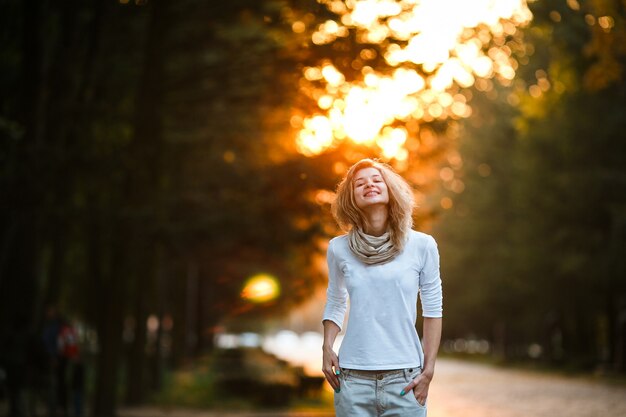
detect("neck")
[362,205,389,236]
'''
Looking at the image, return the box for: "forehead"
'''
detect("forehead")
[353,167,383,181]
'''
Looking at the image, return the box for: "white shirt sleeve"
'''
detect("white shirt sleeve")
[419,236,443,318]
[322,240,348,330]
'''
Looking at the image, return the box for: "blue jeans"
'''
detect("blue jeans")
[334,367,427,417]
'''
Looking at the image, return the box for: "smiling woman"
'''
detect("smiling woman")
[353,167,389,208]
[322,158,443,416]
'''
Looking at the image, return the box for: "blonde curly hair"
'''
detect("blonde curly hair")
[331,159,415,251]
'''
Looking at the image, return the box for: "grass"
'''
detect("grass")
[152,366,221,409]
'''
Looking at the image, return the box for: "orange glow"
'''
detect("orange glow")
[241,274,280,303]
[440,167,455,182]
[292,21,306,33]
[314,189,336,205]
[567,0,580,11]
[297,0,533,158]
[223,151,235,163]
[598,16,615,31]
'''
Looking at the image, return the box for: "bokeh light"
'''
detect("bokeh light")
[296,0,533,159]
[241,273,281,303]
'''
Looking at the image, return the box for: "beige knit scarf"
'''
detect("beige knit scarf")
[348,228,399,265]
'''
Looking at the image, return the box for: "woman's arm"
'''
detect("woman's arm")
[322,319,341,391]
[421,317,442,380]
[418,235,443,381]
[400,317,442,404]
[401,236,443,404]
[321,241,347,392]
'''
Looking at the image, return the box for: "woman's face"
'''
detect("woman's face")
[352,167,389,209]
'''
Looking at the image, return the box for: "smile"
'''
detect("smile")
[364,191,379,197]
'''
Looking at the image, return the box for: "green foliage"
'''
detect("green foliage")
[435,0,626,370]
[154,364,218,409]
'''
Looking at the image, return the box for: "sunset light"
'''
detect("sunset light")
[295,0,533,158]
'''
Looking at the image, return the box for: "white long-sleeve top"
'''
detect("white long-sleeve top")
[322,230,443,370]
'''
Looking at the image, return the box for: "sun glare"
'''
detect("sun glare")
[296,0,533,158]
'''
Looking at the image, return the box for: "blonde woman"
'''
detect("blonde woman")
[322,159,443,417]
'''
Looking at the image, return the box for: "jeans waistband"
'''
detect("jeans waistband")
[340,367,421,381]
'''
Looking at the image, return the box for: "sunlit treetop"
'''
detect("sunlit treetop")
[293,0,533,160]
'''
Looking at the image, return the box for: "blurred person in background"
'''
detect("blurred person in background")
[42,306,80,417]
[322,159,443,417]
[56,317,79,417]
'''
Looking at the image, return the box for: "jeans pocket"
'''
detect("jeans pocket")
[409,389,427,409]
[405,368,427,409]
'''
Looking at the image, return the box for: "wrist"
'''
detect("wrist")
[421,368,434,381]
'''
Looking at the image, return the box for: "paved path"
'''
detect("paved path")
[119,358,626,417]
[428,359,626,417]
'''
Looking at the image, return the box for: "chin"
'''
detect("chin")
[358,199,388,208]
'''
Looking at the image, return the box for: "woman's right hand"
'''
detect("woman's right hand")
[322,346,341,391]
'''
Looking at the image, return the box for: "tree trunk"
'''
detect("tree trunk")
[149,244,167,392]
[0,0,45,334]
[91,217,126,417]
[125,283,148,405]
[124,0,168,404]
[492,320,507,361]
[186,261,199,357]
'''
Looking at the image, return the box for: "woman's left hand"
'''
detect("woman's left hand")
[400,372,432,406]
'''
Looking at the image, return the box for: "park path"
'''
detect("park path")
[119,358,626,417]
[428,358,626,417]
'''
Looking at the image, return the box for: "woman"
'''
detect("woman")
[322,159,443,416]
